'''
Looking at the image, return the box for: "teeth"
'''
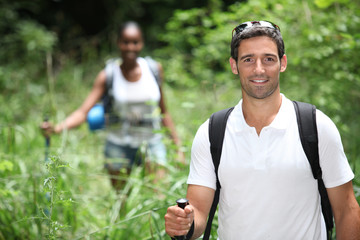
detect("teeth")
[253,80,266,83]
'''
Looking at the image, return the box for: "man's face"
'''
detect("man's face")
[229,36,287,100]
[118,27,144,61]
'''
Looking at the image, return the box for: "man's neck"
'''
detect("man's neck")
[242,92,282,135]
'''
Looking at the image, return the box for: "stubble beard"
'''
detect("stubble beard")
[241,78,279,100]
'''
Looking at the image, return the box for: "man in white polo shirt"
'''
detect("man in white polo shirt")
[164,21,360,239]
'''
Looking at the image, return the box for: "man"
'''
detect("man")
[164,21,360,239]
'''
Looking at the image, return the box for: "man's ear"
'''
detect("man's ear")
[280,54,287,72]
[229,57,238,74]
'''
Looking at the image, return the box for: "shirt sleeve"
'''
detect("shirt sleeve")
[187,119,217,190]
[317,109,354,188]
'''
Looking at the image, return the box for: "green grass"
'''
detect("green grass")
[0,119,189,239]
[0,58,193,239]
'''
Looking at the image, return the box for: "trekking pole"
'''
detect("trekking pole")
[42,116,51,217]
[174,198,189,240]
[44,116,50,162]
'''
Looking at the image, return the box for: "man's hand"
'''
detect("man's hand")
[165,204,194,238]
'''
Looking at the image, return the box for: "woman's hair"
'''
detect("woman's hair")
[117,21,142,40]
[230,26,285,61]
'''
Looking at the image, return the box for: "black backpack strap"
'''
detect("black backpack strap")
[103,58,121,114]
[293,101,334,240]
[145,56,162,86]
[204,107,234,240]
[104,58,121,93]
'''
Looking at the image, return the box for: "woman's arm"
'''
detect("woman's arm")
[47,70,107,134]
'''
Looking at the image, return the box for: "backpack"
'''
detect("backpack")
[205,101,334,240]
[103,56,162,114]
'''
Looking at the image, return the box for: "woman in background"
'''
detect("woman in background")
[42,21,181,189]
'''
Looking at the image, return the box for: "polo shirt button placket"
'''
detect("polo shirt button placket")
[257,128,270,170]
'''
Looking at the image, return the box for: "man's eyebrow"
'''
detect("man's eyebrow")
[239,54,254,60]
[264,53,278,58]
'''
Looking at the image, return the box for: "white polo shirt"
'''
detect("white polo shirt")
[187,94,354,240]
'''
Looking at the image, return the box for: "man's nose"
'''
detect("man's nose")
[254,59,265,74]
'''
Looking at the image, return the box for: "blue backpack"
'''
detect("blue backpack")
[205,101,334,240]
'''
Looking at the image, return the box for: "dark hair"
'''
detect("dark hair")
[117,21,142,40]
[230,26,285,61]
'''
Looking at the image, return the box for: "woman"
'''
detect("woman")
[42,21,181,189]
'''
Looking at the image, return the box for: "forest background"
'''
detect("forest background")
[1,0,359,239]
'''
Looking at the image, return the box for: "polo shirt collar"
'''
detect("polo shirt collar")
[233,94,293,133]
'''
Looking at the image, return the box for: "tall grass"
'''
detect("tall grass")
[0,58,194,239]
[0,111,189,239]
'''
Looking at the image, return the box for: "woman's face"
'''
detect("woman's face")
[118,26,144,61]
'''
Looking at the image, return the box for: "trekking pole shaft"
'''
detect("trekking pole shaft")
[44,116,50,162]
[175,198,189,240]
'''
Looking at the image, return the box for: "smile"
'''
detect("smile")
[251,80,268,83]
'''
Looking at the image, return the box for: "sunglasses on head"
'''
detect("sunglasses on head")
[232,21,280,37]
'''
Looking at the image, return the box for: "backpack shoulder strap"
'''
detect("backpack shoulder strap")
[104,58,121,94]
[144,56,162,86]
[292,100,334,240]
[103,58,121,114]
[293,101,321,178]
[209,107,234,186]
[204,107,234,240]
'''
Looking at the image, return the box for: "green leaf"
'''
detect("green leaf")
[0,160,13,172]
[315,0,334,8]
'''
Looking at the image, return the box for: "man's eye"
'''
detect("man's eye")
[266,57,275,62]
[243,58,252,62]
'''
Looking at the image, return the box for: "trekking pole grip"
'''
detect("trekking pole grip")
[174,198,189,240]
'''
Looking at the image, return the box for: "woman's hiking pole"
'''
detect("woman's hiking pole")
[44,116,50,162]
[42,116,51,216]
[174,198,189,240]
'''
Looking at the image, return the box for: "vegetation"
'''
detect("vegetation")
[0,0,359,239]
